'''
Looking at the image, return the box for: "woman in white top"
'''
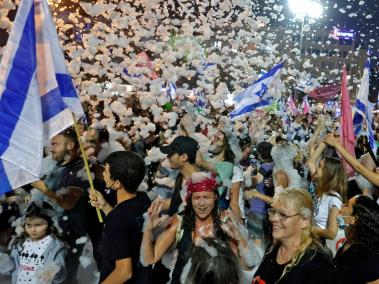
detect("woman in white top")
[307,142,347,240]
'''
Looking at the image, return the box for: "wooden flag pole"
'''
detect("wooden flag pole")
[71,113,103,223]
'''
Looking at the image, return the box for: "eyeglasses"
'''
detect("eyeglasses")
[267,208,300,220]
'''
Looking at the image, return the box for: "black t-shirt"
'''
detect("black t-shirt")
[334,243,379,284]
[100,192,151,284]
[253,245,340,284]
[253,246,290,284]
[45,158,94,237]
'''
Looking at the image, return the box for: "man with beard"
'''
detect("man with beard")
[196,131,245,222]
[31,128,102,283]
[160,136,200,216]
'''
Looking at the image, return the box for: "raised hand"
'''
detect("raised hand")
[145,198,170,231]
[221,218,244,242]
[180,114,194,135]
[323,133,340,147]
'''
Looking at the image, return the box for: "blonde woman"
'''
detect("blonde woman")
[252,189,339,284]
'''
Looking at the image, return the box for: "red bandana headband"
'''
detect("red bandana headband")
[185,172,218,200]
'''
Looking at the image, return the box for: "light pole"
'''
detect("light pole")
[288,0,322,104]
[288,0,323,59]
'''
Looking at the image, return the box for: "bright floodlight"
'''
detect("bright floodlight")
[288,0,323,19]
[307,1,323,18]
[288,0,307,18]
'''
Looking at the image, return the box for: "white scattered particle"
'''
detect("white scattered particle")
[79,256,92,268]
[75,236,88,245]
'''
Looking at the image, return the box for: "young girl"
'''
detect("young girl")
[307,142,347,242]
[0,202,66,284]
[244,169,290,205]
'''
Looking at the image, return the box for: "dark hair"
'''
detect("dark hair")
[98,127,110,143]
[61,127,79,150]
[182,152,196,165]
[183,238,241,284]
[275,135,287,144]
[105,151,146,193]
[257,141,273,161]
[16,202,58,245]
[25,202,54,225]
[223,135,235,163]
[182,191,227,242]
[239,136,252,151]
[351,195,379,255]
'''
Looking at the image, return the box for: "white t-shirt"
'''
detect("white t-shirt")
[231,165,245,219]
[314,192,342,229]
[16,235,53,284]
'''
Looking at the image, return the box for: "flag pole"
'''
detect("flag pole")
[71,113,103,223]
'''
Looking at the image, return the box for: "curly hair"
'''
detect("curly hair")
[182,191,227,242]
[351,195,379,255]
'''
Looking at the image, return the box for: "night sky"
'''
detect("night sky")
[2,0,379,53]
[253,0,379,58]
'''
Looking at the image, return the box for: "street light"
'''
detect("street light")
[288,0,323,102]
[288,0,323,61]
[288,0,322,19]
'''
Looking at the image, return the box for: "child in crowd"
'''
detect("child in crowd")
[0,202,66,284]
[244,169,290,205]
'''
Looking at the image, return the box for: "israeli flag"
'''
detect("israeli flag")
[166,82,177,101]
[353,58,376,151]
[0,0,84,195]
[231,60,285,119]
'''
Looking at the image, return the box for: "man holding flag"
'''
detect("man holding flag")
[0,0,101,283]
[0,0,84,196]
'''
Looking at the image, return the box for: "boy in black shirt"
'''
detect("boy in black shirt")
[90,151,151,284]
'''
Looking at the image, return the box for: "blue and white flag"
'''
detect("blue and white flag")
[353,59,370,136]
[166,82,177,101]
[0,0,84,195]
[194,90,207,109]
[231,60,285,119]
[353,62,370,131]
[295,77,320,94]
[353,58,376,151]
[367,102,376,152]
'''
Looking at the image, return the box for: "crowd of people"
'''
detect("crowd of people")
[1,100,379,284]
